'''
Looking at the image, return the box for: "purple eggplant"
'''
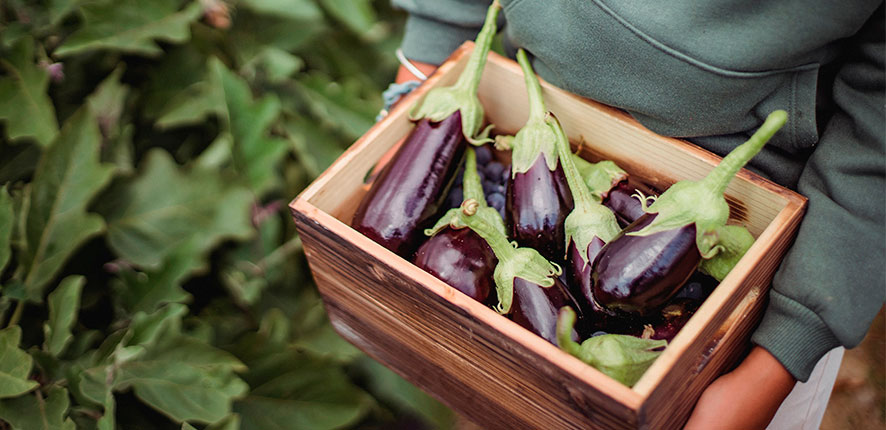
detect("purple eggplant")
[498,50,575,262]
[591,213,701,315]
[428,178,579,344]
[354,114,466,257]
[351,3,501,258]
[511,277,579,344]
[414,227,497,304]
[641,298,700,342]
[505,158,573,261]
[415,147,499,304]
[604,182,655,227]
[592,110,789,316]
[509,50,625,331]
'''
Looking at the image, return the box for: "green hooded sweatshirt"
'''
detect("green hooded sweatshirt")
[393,0,885,382]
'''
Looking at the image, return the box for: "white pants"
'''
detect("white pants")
[766,347,845,430]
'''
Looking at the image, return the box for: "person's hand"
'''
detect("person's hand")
[684,346,796,430]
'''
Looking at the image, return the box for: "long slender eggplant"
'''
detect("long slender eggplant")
[510,50,625,331]
[414,148,500,304]
[428,195,580,344]
[511,277,580,344]
[592,110,789,316]
[498,50,574,262]
[351,3,501,258]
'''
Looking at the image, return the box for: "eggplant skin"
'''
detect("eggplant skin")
[352,112,466,258]
[511,277,580,344]
[646,298,700,342]
[591,213,701,317]
[506,157,573,262]
[413,227,497,305]
[603,182,648,227]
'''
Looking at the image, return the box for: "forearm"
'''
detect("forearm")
[685,346,796,430]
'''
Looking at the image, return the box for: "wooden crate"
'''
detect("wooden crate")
[289,42,807,430]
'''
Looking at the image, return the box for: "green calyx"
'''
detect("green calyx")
[698,224,755,281]
[556,307,666,387]
[428,196,559,315]
[423,146,559,315]
[628,110,788,259]
[508,49,560,175]
[408,3,501,145]
[550,115,621,265]
[572,155,628,201]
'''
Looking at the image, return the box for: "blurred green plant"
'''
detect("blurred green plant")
[0,0,455,428]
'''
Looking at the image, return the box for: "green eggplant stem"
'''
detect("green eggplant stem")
[517,49,546,123]
[701,110,788,195]
[552,116,597,213]
[451,3,501,97]
[457,199,518,262]
[462,148,486,204]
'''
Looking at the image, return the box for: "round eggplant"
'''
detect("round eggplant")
[413,226,497,305]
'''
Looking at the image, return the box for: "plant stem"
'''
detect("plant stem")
[7,300,24,328]
[452,3,501,96]
[702,110,787,195]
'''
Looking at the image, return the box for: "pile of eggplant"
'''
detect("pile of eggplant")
[352,2,788,387]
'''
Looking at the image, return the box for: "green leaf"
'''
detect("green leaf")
[127,303,189,349]
[43,275,85,356]
[207,414,241,430]
[116,335,248,424]
[242,47,304,83]
[354,357,454,430]
[0,141,41,184]
[284,117,344,178]
[0,186,12,274]
[54,0,203,57]
[155,64,225,130]
[21,107,114,301]
[0,326,39,398]
[237,0,323,21]
[213,59,289,194]
[317,0,377,35]
[86,65,134,174]
[0,387,75,430]
[294,322,362,364]
[235,353,371,430]
[227,8,325,67]
[294,74,377,140]
[0,37,59,146]
[113,238,201,314]
[100,149,253,269]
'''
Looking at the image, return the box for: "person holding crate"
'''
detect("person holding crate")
[382,1,885,428]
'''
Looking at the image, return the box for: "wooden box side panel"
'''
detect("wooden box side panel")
[294,205,643,430]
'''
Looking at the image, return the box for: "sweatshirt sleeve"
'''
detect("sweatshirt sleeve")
[751,10,885,382]
[392,0,493,65]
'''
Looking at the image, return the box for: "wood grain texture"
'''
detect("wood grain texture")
[289,42,808,430]
[294,201,641,430]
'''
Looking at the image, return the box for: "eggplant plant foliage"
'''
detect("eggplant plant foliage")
[0,1,454,429]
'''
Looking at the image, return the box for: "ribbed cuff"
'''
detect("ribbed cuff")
[751,291,842,382]
[400,14,484,65]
